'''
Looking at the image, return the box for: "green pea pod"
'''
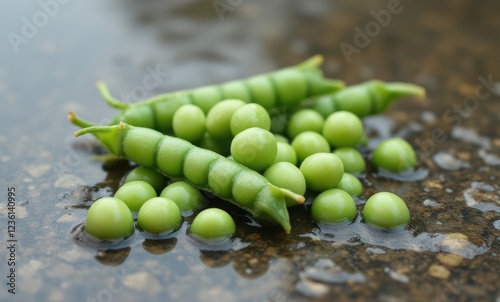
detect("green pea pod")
[308,80,426,118]
[69,55,344,133]
[73,121,305,233]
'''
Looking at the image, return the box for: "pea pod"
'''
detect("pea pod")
[306,80,425,118]
[73,120,305,233]
[70,55,344,134]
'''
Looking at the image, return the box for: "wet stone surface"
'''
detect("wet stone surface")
[1,0,499,301]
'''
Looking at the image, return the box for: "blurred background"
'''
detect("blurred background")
[0,1,499,301]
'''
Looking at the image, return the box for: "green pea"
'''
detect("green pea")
[231,127,277,172]
[287,109,325,139]
[263,162,306,207]
[291,131,330,163]
[190,86,222,114]
[156,136,193,176]
[332,147,366,174]
[336,173,363,197]
[312,95,337,118]
[114,180,157,212]
[206,99,246,140]
[207,158,244,198]
[272,142,298,165]
[172,104,206,143]
[274,134,289,144]
[123,127,164,167]
[272,69,307,106]
[137,197,182,234]
[189,208,236,242]
[362,192,410,229]
[311,189,357,223]
[183,148,220,187]
[322,111,364,148]
[299,153,344,192]
[231,171,268,207]
[371,138,417,173]
[245,75,276,109]
[160,181,206,215]
[230,103,271,136]
[85,197,134,240]
[221,81,251,102]
[124,166,168,194]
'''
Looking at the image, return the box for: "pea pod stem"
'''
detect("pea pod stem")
[68,112,96,128]
[75,122,305,233]
[383,82,425,100]
[96,81,130,110]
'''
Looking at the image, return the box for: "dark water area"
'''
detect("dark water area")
[0,1,499,301]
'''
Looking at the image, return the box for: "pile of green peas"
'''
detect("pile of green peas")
[76,56,425,242]
[84,96,417,242]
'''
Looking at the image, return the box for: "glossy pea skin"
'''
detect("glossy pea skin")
[114,181,157,212]
[371,138,417,173]
[299,153,344,192]
[160,181,205,215]
[263,162,306,207]
[137,197,182,234]
[231,127,277,172]
[124,166,168,194]
[291,131,330,163]
[272,142,298,165]
[230,103,271,136]
[287,109,325,139]
[311,189,357,223]
[274,134,289,144]
[189,208,236,242]
[312,95,337,118]
[333,147,366,174]
[85,197,134,240]
[322,111,364,148]
[172,104,206,143]
[336,173,363,197]
[206,99,246,140]
[362,192,410,229]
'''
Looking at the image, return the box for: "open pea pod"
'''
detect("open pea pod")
[73,120,305,233]
[302,80,426,118]
[70,55,344,134]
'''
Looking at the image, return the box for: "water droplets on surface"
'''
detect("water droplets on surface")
[463,181,500,213]
[432,151,470,171]
[451,127,491,149]
[423,199,440,207]
[478,149,500,166]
